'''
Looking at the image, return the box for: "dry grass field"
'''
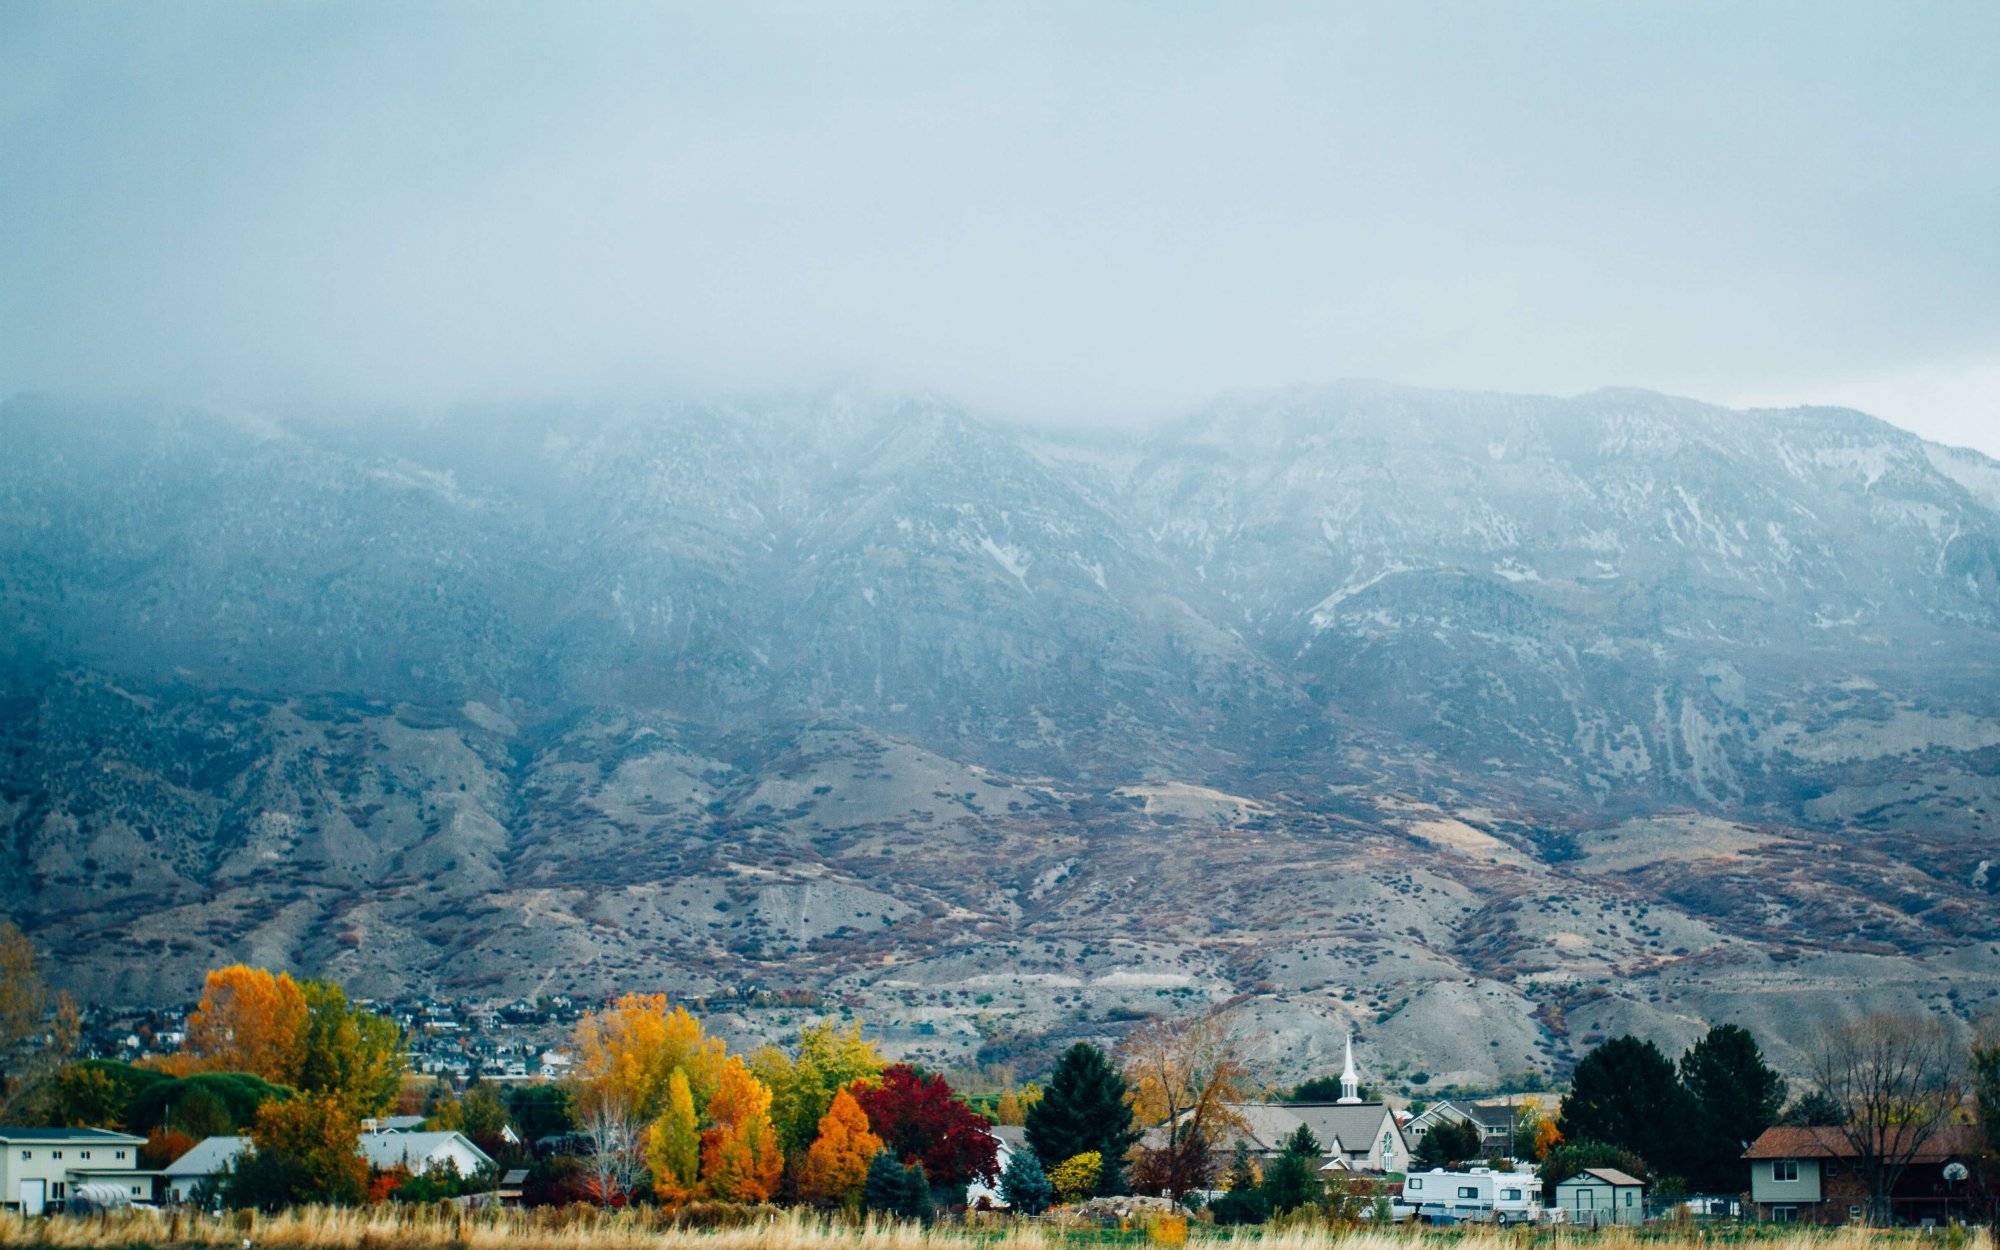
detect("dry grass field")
[0,1208,1986,1250]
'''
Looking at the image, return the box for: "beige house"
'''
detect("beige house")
[0,1128,147,1213]
[1553,1167,1645,1227]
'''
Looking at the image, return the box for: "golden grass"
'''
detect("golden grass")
[0,1208,1985,1250]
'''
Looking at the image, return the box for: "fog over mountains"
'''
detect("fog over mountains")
[5,384,1999,1082]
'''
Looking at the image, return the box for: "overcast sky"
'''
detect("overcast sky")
[4,1,1998,453]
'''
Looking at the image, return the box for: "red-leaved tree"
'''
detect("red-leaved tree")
[852,1064,998,1191]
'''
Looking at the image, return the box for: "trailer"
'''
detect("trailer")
[1400,1166,1542,1225]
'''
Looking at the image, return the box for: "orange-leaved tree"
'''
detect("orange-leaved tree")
[645,1068,701,1204]
[699,1054,783,1202]
[181,965,308,1083]
[802,1086,882,1207]
[573,993,726,1123]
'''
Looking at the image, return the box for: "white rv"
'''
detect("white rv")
[1400,1166,1541,1224]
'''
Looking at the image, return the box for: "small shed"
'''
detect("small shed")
[1554,1167,1645,1227]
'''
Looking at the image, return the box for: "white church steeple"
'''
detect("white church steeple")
[1338,1031,1361,1104]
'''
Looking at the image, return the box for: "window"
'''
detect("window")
[1503,1189,1522,1201]
[79,1150,90,1160]
[1773,1160,1799,1182]
[1773,1206,1798,1223]
[50,1184,63,1200]
[114,1151,125,1161]
[1625,1191,1635,1206]
[50,1150,61,1160]
[18,1151,28,1161]
[1407,1178,1423,1191]
[1459,1187,1479,1199]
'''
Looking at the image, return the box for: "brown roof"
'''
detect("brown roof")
[1743,1125,1981,1162]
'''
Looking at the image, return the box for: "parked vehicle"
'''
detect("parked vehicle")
[1401,1166,1543,1225]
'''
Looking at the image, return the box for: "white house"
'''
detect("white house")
[966,1125,1027,1209]
[358,1130,492,1178]
[162,1136,250,1204]
[1554,1167,1645,1227]
[0,1128,148,1213]
[1400,1166,1540,1224]
[1166,1036,1411,1175]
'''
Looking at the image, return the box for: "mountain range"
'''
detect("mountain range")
[4,383,1998,1085]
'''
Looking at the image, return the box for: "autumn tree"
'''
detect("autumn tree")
[753,1018,885,1157]
[0,921,78,1121]
[700,1054,783,1202]
[854,1063,998,1202]
[1047,1151,1103,1203]
[182,965,308,1083]
[803,1087,883,1207]
[645,1069,701,1204]
[1808,1012,1966,1224]
[1510,1098,1561,1161]
[573,994,726,1124]
[295,978,402,1114]
[228,1090,369,1206]
[1123,1012,1248,1198]
[1026,1043,1137,1195]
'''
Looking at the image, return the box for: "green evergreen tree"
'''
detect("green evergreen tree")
[998,1148,1056,1215]
[1679,1024,1787,1193]
[865,1149,909,1215]
[1208,1143,1268,1225]
[1557,1036,1693,1179]
[1259,1125,1323,1214]
[1412,1117,1481,1170]
[1025,1043,1138,1194]
[863,1150,931,1219]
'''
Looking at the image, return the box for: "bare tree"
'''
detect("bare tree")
[0,921,77,1122]
[1123,1012,1249,1199]
[1807,1013,1966,1225]
[575,1086,644,1207]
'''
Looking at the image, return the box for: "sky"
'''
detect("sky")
[3,1,1998,454]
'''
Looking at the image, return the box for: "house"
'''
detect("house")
[0,1128,148,1214]
[1401,1166,1541,1224]
[358,1130,493,1179]
[162,1136,250,1204]
[1404,1100,1518,1156]
[1163,1039,1409,1175]
[966,1125,1027,1209]
[1553,1167,1645,1227]
[1743,1125,1983,1226]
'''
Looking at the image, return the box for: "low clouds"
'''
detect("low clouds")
[3,1,1997,450]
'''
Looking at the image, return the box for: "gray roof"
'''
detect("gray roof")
[0,1127,144,1144]
[164,1136,250,1177]
[990,1125,1028,1150]
[1185,1103,1405,1160]
[358,1130,493,1172]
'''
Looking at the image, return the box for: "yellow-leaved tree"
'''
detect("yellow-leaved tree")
[646,1069,701,1204]
[573,993,726,1122]
[699,1054,783,1202]
[802,1087,882,1207]
[180,965,308,1082]
[753,1017,885,1157]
